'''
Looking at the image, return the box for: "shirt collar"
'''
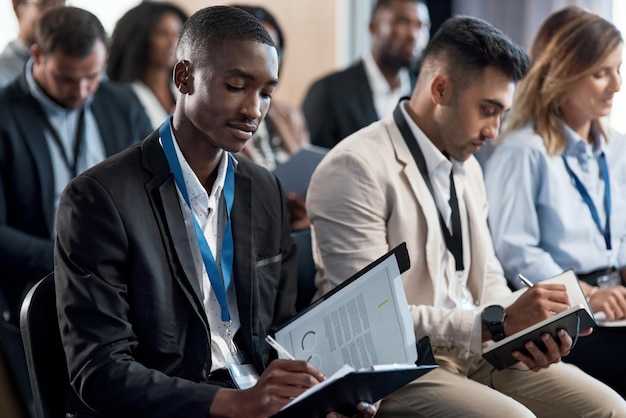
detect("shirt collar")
[398,100,465,177]
[168,123,231,205]
[25,56,95,116]
[563,121,606,159]
[362,52,411,95]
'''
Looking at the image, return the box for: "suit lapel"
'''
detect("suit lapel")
[230,165,253,346]
[12,78,55,232]
[142,135,206,313]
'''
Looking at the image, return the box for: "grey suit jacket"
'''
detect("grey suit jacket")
[0,74,152,322]
[302,60,417,149]
[307,113,512,359]
[55,132,297,417]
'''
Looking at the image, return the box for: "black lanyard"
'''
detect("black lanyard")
[39,105,86,178]
[393,103,464,271]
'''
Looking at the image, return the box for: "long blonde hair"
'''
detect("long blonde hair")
[500,6,622,155]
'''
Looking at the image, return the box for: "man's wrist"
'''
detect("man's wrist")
[481,305,507,341]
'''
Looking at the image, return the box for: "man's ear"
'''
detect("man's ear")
[31,44,42,66]
[368,19,377,36]
[174,60,192,94]
[430,73,451,105]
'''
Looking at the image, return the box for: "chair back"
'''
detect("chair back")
[20,273,68,418]
[291,229,318,311]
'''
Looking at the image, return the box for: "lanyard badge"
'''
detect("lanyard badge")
[160,119,258,387]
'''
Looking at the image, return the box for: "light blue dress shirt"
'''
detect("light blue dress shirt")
[24,58,106,235]
[484,123,626,288]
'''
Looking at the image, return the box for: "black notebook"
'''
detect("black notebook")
[482,269,596,370]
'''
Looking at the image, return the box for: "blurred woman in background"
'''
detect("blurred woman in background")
[107,1,187,129]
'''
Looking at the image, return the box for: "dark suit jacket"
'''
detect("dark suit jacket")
[0,74,152,322]
[302,59,416,149]
[55,132,297,418]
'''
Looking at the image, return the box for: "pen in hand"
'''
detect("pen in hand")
[265,335,296,360]
[518,274,534,288]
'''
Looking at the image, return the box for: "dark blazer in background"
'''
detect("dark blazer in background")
[55,133,297,417]
[302,59,417,149]
[0,74,153,323]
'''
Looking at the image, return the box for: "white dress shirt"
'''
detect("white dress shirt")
[399,103,474,310]
[163,126,241,371]
[363,52,412,120]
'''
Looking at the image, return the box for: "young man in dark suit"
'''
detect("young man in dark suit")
[54,6,375,418]
[0,6,152,325]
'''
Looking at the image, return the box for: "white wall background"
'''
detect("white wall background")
[0,0,141,49]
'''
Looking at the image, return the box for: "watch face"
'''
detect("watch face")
[483,305,506,324]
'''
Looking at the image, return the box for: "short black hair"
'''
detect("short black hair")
[108,1,188,83]
[231,5,285,57]
[35,6,106,57]
[423,15,529,83]
[176,5,275,62]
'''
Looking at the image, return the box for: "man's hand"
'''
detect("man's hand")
[286,192,310,231]
[511,329,572,371]
[505,284,571,335]
[208,360,376,418]
[209,359,323,417]
[504,284,590,371]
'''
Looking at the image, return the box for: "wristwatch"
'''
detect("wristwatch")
[482,305,507,342]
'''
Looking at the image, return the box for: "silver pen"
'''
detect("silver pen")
[265,335,295,360]
[518,274,534,288]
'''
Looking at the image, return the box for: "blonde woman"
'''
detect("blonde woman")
[485,6,626,396]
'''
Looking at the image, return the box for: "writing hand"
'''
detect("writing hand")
[209,359,323,418]
[505,284,571,335]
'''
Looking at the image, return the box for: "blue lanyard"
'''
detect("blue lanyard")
[159,118,236,322]
[561,152,611,250]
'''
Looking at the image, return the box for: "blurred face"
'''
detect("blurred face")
[370,0,430,69]
[148,12,183,70]
[32,39,106,109]
[559,44,622,128]
[15,0,65,44]
[176,40,279,154]
[433,66,515,161]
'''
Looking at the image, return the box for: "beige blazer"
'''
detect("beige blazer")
[307,114,512,358]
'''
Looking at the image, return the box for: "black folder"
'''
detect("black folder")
[270,337,438,418]
[271,244,438,417]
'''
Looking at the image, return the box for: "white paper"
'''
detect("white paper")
[275,253,416,377]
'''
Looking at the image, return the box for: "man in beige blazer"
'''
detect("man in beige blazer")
[307,15,626,418]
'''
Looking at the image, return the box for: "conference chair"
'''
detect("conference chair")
[19,273,67,418]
